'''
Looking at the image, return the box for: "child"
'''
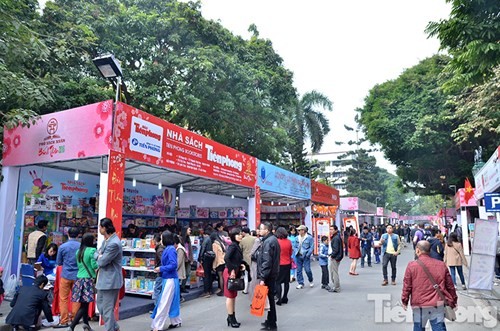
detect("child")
[319,236,330,290]
[36,243,58,279]
[0,266,4,316]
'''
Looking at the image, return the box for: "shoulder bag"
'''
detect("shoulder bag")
[227,275,245,291]
[416,259,456,321]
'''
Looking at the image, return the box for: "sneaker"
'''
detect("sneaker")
[324,285,332,291]
[296,284,304,289]
[462,285,467,290]
[391,281,396,285]
[321,284,327,289]
[309,282,314,288]
[381,280,388,286]
[328,288,340,293]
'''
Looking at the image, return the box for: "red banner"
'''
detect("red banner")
[311,181,339,206]
[106,150,125,238]
[113,103,257,188]
[255,186,261,228]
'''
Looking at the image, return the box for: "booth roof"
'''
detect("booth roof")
[40,156,308,205]
[41,156,254,199]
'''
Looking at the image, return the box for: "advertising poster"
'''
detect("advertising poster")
[313,218,331,255]
[3,101,113,166]
[257,160,311,200]
[13,166,101,273]
[343,216,359,237]
[468,218,497,290]
[113,103,257,188]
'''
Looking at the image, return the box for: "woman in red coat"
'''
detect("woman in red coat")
[348,229,361,275]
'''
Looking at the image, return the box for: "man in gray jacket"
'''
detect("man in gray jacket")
[95,218,123,331]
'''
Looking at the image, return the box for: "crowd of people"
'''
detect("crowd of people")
[1,218,472,331]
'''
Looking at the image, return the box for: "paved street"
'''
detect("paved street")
[79,244,500,330]
[2,244,498,330]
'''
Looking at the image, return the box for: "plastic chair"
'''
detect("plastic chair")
[20,263,36,286]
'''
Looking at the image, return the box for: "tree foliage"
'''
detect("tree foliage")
[356,55,475,195]
[426,0,500,91]
[339,148,385,202]
[0,0,334,166]
[450,65,500,145]
[0,0,48,141]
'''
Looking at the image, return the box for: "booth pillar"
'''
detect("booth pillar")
[0,166,20,278]
[247,197,257,231]
[460,208,470,256]
[97,151,125,247]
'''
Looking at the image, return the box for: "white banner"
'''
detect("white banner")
[468,218,498,290]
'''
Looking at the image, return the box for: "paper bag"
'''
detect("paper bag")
[250,284,268,317]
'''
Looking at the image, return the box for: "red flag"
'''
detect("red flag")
[464,178,474,203]
[437,208,443,218]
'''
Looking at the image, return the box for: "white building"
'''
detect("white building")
[309,151,354,196]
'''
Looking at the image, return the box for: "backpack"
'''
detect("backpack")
[428,238,444,261]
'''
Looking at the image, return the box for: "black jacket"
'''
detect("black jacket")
[224,242,244,277]
[6,285,53,327]
[330,233,344,261]
[257,233,280,281]
[198,235,213,263]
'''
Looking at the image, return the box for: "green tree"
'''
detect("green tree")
[0,0,51,149]
[37,0,298,163]
[356,55,473,195]
[293,90,333,153]
[426,0,500,91]
[282,90,333,176]
[450,66,500,146]
[340,148,384,203]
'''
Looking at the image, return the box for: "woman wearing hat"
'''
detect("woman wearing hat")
[294,225,314,289]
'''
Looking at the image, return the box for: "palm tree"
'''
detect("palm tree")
[294,90,333,153]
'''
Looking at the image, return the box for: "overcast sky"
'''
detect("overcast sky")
[199,0,451,172]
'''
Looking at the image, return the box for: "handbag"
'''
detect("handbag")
[416,259,456,321]
[250,284,268,317]
[227,277,245,291]
[195,263,204,278]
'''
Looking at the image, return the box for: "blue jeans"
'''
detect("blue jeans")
[152,276,163,303]
[295,255,313,285]
[448,266,465,286]
[361,246,371,266]
[412,306,447,331]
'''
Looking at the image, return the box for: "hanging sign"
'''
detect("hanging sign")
[114,103,257,188]
[257,160,310,199]
[311,181,339,206]
[3,101,113,166]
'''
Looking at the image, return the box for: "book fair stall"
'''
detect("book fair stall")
[310,180,340,254]
[0,100,258,300]
[256,160,311,229]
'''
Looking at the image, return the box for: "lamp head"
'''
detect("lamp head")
[92,54,123,78]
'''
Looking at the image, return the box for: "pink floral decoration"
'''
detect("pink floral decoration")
[96,100,113,121]
[3,138,11,157]
[105,130,113,149]
[13,135,21,147]
[94,123,105,138]
[116,111,127,129]
[78,151,86,158]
